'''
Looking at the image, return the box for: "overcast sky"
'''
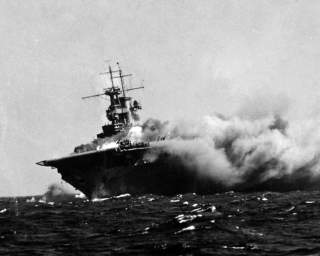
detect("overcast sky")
[1,0,320,196]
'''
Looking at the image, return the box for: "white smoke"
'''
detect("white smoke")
[96,126,143,150]
[127,126,143,143]
[97,141,118,151]
[143,114,320,189]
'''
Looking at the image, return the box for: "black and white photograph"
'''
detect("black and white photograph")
[1,0,320,255]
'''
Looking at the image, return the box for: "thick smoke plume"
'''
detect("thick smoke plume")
[141,115,320,191]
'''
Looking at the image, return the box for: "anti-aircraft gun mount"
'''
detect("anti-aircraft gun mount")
[82,63,144,139]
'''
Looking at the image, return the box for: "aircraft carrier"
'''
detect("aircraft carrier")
[37,63,226,198]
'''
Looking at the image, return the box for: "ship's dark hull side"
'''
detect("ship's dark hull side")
[49,147,226,198]
[44,146,320,198]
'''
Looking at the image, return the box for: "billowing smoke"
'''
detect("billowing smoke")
[141,114,320,190]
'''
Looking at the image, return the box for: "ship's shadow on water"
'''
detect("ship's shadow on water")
[1,191,320,255]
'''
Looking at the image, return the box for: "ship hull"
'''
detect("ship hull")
[38,145,320,198]
[39,146,225,198]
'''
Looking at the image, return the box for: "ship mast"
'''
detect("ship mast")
[118,62,126,98]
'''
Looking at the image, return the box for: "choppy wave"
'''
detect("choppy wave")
[1,192,320,255]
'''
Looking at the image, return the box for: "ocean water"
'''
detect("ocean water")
[1,191,320,255]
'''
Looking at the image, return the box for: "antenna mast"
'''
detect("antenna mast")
[108,65,120,104]
[108,66,115,88]
[117,62,126,97]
